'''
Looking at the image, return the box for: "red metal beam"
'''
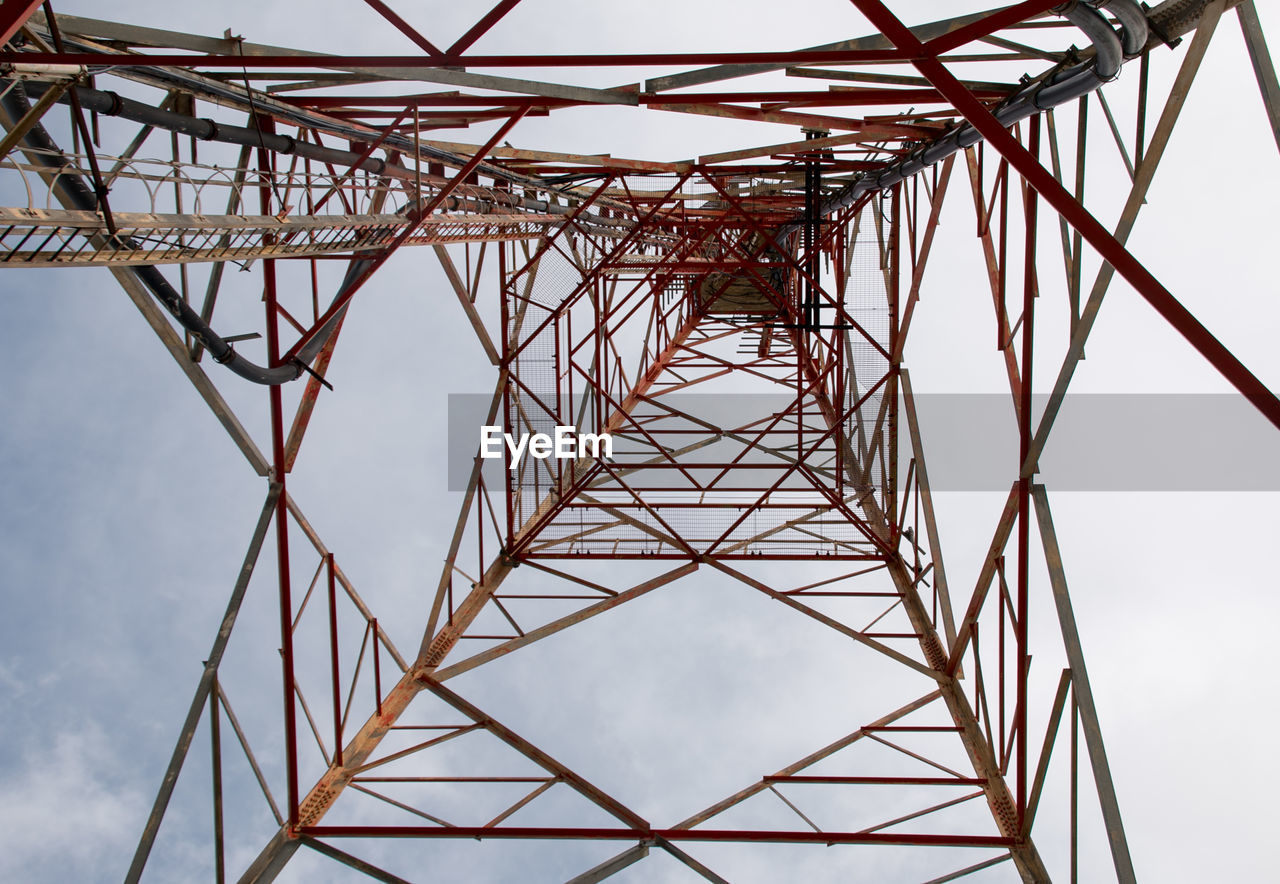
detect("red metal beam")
[308,106,411,215]
[447,0,522,56]
[284,94,579,108]
[640,88,1008,105]
[288,87,1008,108]
[360,0,445,57]
[847,0,1280,432]
[279,108,529,366]
[258,119,301,828]
[300,826,1016,847]
[2,47,910,68]
[0,0,42,46]
[766,776,986,786]
[921,0,1063,56]
[1016,116,1041,826]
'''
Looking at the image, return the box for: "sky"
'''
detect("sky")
[0,1,1278,882]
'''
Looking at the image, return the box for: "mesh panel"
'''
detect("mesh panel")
[841,198,894,518]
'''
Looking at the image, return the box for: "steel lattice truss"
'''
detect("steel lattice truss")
[2,0,1277,882]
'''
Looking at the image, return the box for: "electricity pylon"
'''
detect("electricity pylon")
[2,1,1276,881]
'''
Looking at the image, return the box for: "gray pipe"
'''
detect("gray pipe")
[1091,0,1150,57]
[1061,1,1124,80]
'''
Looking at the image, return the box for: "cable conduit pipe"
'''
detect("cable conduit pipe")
[1,79,357,385]
[811,0,1150,221]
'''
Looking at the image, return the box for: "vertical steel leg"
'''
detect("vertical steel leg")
[1032,485,1135,884]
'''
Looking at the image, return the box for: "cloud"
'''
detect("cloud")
[0,724,147,882]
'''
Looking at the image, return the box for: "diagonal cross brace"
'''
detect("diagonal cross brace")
[847,0,1280,432]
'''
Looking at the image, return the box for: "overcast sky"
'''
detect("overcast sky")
[1,2,1277,882]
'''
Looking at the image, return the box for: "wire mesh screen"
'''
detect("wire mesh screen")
[841,197,895,522]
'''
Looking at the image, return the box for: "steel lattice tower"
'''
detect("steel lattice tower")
[2,1,1277,881]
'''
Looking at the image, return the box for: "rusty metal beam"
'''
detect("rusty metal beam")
[360,0,444,57]
[891,155,955,363]
[1031,485,1135,884]
[433,244,501,364]
[432,562,697,680]
[448,0,522,56]
[563,843,650,884]
[279,108,529,365]
[900,369,956,648]
[235,829,300,884]
[22,12,638,105]
[419,679,650,830]
[1024,669,1072,837]
[0,75,71,158]
[0,0,41,45]
[1237,0,1280,154]
[1024,0,1230,475]
[301,825,1019,847]
[644,8,1014,92]
[301,838,413,884]
[126,487,280,884]
[849,0,1280,432]
[655,839,731,884]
